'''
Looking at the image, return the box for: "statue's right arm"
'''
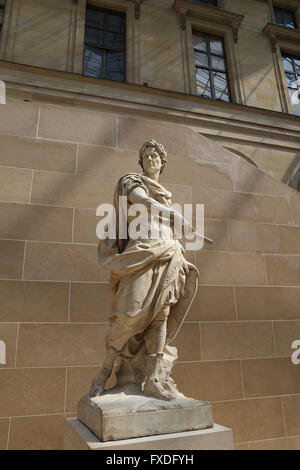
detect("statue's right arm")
[128,187,213,244]
[128,186,186,228]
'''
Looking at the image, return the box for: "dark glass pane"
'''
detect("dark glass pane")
[285,73,297,88]
[85,27,104,46]
[283,10,296,29]
[192,32,207,51]
[211,55,226,71]
[107,32,125,50]
[194,51,208,67]
[196,69,211,98]
[0,1,4,29]
[294,59,300,74]
[209,37,223,55]
[86,7,104,29]
[274,7,284,25]
[275,7,296,28]
[83,46,103,78]
[213,72,229,101]
[106,51,125,82]
[193,0,218,5]
[107,13,125,33]
[282,56,294,72]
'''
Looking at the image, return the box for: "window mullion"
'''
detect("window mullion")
[292,57,297,76]
[83,5,126,82]
[103,51,106,80]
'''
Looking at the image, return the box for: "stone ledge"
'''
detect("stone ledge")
[64,417,234,450]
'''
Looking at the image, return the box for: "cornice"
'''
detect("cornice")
[273,0,300,11]
[1,61,300,153]
[128,0,144,19]
[264,22,300,51]
[173,0,244,42]
[255,0,299,7]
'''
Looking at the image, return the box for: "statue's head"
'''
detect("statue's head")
[139,140,168,175]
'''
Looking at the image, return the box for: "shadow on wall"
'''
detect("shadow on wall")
[282,155,300,192]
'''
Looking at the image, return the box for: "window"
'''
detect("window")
[274,7,297,29]
[193,31,230,102]
[83,4,126,82]
[0,0,5,37]
[192,0,218,6]
[281,53,300,115]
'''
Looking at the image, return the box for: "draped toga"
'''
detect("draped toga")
[97,173,199,356]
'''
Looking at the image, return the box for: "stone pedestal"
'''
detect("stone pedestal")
[78,384,213,442]
[64,418,234,450]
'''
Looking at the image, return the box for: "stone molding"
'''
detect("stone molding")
[273,0,300,11]
[173,0,244,43]
[264,22,300,52]
[1,61,300,152]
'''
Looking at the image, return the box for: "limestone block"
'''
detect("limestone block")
[78,384,213,442]
[0,280,69,323]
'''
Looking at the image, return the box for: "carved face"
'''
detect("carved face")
[141,146,162,174]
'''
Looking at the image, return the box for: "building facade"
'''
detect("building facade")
[0,0,300,450]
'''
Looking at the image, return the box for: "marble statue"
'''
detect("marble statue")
[88,140,212,402]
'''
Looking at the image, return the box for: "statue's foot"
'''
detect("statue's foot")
[143,378,175,401]
[88,367,110,398]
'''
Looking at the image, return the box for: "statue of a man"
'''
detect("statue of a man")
[89,140,209,401]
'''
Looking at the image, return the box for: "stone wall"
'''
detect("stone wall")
[0,0,290,110]
[1,0,300,187]
[0,97,299,449]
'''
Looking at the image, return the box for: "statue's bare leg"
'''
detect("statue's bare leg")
[89,347,118,398]
[143,307,176,400]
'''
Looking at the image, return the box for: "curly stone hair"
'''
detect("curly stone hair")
[138,139,168,174]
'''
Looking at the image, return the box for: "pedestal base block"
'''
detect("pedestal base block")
[64,418,234,450]
[78,385,213,441]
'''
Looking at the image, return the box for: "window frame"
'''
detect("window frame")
[83,4,126,82]
[274,6,297,29]
[193,31,231,102]
[174,0,244,103]
[191,0,218,6]
[281,52,300,115]
[0,1,5,36]
[0,0,8,55]
[69,0,140,84]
